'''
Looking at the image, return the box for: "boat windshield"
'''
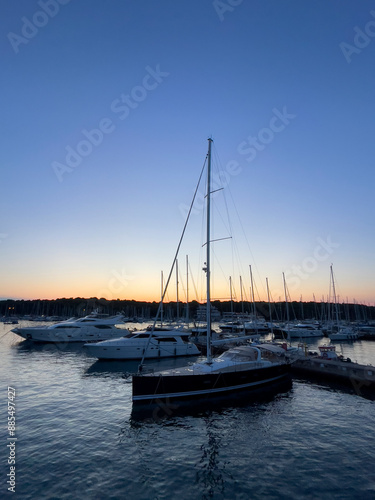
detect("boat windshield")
[220,349,258,362]
[131,333,155,339]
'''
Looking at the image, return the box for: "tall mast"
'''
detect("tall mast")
[206,138,213,364]
[229,276,233,317]
[176,258,179,321]
[186,255,189,324]
[331,264,340,327]
[229,276,234,333]
[249,265,256,318]
[160,270,163,327]
[282,272,290,342]
[240,276,244,316]
[266,277,274,339]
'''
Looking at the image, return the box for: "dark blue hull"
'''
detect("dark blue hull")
[132,363,291,404]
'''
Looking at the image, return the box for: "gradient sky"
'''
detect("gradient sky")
[1,0,374,305]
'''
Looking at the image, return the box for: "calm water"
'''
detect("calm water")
[1,321,375,499]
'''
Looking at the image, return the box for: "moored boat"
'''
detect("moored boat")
[328,327,358,341]
[327,266,359,342]
[84,327,200,360]
[12,312,127,343]
[132,139,291,405]
[132,344,290,403]
[282,322,324,339]
[357,325,375,340]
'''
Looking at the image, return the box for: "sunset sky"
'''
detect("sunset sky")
[1,1,375,306]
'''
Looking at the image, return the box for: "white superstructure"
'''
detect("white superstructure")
[84,327,200,360]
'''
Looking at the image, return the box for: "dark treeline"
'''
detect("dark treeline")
[1,298,374,323]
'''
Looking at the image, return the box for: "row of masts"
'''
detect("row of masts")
[149,139,368,370]
[160,257,363,324]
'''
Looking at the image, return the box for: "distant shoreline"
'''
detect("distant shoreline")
[1,297,374,322]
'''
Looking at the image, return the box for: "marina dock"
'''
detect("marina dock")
[290,345,375,396]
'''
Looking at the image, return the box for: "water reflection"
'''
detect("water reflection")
[13,338,89,357]
[124,392,295,500]
[195,417,233,499]
[294,374,375,401]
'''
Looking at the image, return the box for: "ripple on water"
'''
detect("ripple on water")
[2,327,375,499]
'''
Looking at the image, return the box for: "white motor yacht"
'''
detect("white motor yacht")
[84,326,201,360]
[12,312,128,343]
[283,322,324,339]
[328,327,358,341]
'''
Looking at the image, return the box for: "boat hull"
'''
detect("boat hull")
[85,342,200,360]
[287,329,324,338]
[132,363,291,403]
[12,326,127,343]
[329,334,358,341]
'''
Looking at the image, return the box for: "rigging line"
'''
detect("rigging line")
[138,155,208,371]
[211,146,233,237]
[253,279,262,303]
[178,266,187,302]
[202,236,232,246]
[188,261,199,303]
[283,277,297,321]
[212,148,254,303]
[0,328,13,340]
[210,144,242,286]
[267,286,281,323]
[223,176,267,298]
[212,145,253,286]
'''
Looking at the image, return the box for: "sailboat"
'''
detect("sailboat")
[328,265,358,341]
[132,139,291,405]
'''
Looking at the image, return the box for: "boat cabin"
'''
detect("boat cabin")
[318,345,337,360]
[219,346,261,362]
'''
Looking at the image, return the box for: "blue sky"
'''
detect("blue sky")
[1,0,374,306]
